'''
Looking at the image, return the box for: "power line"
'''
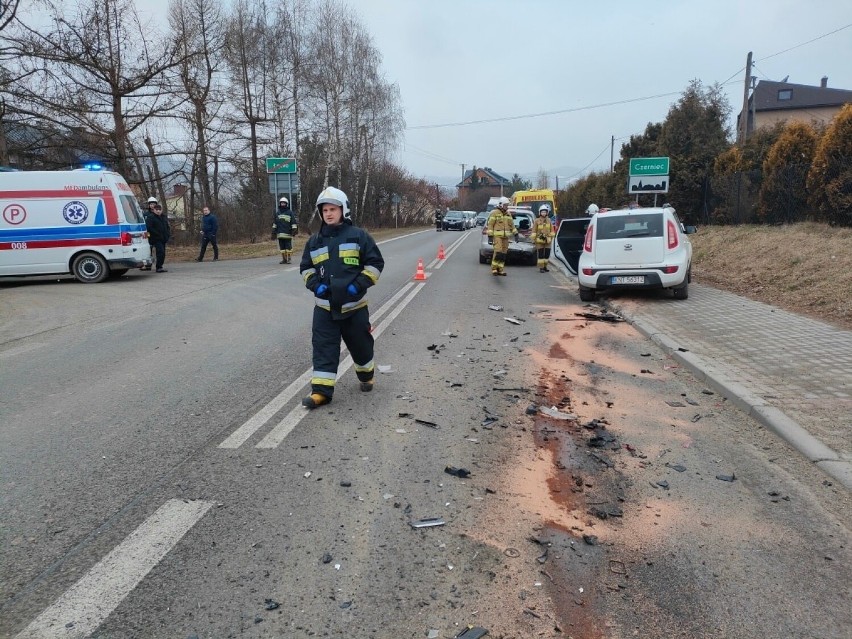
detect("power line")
[407,90,684,130]
[757,22,852,62]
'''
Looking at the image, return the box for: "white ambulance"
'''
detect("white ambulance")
[0,169,152,282]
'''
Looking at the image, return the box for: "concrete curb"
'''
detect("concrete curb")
[549,257,852,491]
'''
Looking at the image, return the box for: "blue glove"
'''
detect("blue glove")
[315,283,329,297]
[347,282,360,296]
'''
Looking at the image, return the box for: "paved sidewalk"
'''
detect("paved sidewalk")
[552,260,851,489]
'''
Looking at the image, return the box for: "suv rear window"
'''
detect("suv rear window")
[596,213,664,240]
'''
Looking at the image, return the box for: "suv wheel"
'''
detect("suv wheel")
[672,281,689,300]
[579,286,595,302]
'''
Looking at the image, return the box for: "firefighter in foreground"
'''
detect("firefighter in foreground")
[486,196,517,276]
[299,187,384,409]
[273,196,298,264]
[532,203,555,272]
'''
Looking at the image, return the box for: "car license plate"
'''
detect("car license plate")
[133,236,143,244]
[611,275,644,284]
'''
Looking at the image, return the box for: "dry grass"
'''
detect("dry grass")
[691,222,852,330]
[169,223,851,330]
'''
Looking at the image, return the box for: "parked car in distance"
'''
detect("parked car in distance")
[474,211,489,226]
[463,211,477,229]
[442,210,467,231]
[479,208,536,265]
[577,206,696,301]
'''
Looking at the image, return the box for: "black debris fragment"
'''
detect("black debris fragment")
[485,487,497,494]
[481,416,499,428]
[339,601,352,609]
[691,414,703,423]
[716,473,736,482]
[340,480,352,487]
[574,311,624,323]
[411,517,445,528]
[685,398,700,406]
[666,463,687,472]
[525,404,538,415]
[398,412,411,418]
[589,505,623,519]
[445,466,471,479]
[427,344,438,351]
[640,353,651,357]
[640,369,654,374]
[702,389,715,395]
[454,627,489,639]
[415,418,439,429]
[582,534,598,546]
[677,347,689,352]
[656,480,670,490]
[264,599,280,611]
[665,400,686,407]
[321,553,333,564]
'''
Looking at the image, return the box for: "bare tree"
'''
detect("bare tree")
[1,0,185,177]
[169,0,227,207]
[0,0,20,32]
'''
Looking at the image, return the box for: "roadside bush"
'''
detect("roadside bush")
[758,121,818,224]
[807,104,852,226]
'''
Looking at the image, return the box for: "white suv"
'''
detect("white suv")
[577,206,695,301]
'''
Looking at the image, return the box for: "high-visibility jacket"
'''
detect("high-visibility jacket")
[487,209,515,238]
[273,205,298,239]
[532,216,554,246]
[300,221,384,320]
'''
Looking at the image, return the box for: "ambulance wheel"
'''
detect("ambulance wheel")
[109,268,129,277]
[72,252,108,283]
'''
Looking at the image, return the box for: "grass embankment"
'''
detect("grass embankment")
[690,223,851,330]
[170,223,851,330]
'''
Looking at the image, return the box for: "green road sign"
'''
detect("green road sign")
[266,157,297,174]
[629,157,669,176]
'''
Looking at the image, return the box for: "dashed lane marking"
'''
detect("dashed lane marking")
[15,499,214,639]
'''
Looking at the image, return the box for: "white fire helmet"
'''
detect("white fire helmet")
[315,186,351,221]
[497,196,510,208]
[586,203,599,215]
[147,196,158,204]
[539,204,551,215]
[279,197,289,205]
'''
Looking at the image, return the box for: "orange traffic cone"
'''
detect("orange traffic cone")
[437,244,445,260]
[413,258,427,281]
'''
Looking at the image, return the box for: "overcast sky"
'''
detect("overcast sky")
[130,0,852,187]
[349,0,852,187]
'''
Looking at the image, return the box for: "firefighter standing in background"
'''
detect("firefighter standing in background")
[273,197,298,264]
[299,187,385,409]
[435,209,443,231]
[486,196,517,276]
[533,203,555,273]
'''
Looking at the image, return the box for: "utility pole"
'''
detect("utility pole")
[740,51,753,145]
[610,135,615,172]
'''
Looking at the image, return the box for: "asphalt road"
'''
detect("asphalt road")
[1,228,850,638]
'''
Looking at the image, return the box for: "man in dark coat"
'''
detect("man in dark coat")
[145,201,171,272]
[196,206,219,262]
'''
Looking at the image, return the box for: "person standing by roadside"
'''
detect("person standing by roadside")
[532,204,555,273]
[299,186,384,409]
[486,196,517,276]
[145,201,171,273]
[195,206,219,262]
[273,196,298,264]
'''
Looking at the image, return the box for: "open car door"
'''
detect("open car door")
[552,217,591,275]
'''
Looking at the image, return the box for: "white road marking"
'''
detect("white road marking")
[255,283,425,448]
[429,231,468,269]
[15,499,214,639]
[219,281,415,448]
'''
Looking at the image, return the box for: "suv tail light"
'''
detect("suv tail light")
[667,220,679,249]
[662,265,679,274]
[120,231,133,246]
[582,267,595,275]
[583,224,594,252]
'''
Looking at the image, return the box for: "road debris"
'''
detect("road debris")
[582,534,598,545]
[454,627,489,639]
[665,400,686,407]
[525,404,538,415]
[321,553,333,564]
[504,317,523,325]
[411,517,445,529]
[540,405,577,420]
[655,480,670,490]
[503,547,520,558]
[414,418,439,429]
[575,311,624,323]
[488,304,503,311]
[377,365,394,373]
[444,466,471,478]
[640,368,654,374]
[492,369,507,378]
[339,480,352,487]
[666,463,687,472]
[481,416,499,428]
[264,599,280,610]
[716,473,737,482]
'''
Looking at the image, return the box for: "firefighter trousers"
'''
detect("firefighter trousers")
[491,236,509,273]
[311,306,374,398]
